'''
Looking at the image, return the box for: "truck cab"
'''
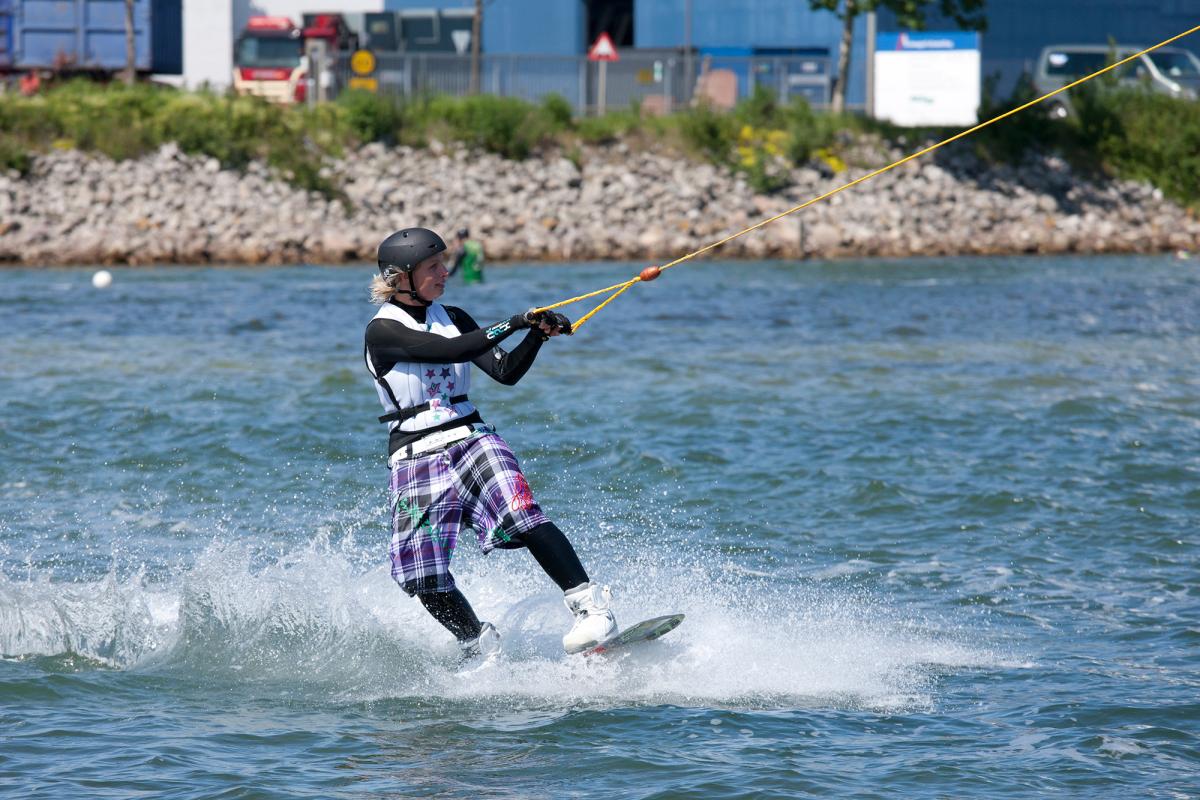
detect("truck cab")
[233,14,359,104]
[233,16,306,104]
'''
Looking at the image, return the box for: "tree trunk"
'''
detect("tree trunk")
[469,0,482,94]
[831,0,857,114]
[123,0,136,85]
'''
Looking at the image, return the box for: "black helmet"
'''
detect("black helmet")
[456,227,469,238]
[377,227,446,304]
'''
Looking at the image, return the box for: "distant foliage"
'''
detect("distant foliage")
[576,109,643,143]
[434,94,549,159]
[972,72,1061,163]
[0,138,31,174]
[1,80,1196,208]
[0,81,344,197]
[970,73,1200,208]
[336,89,406,144]
[401,94,566,159]
[673,87,846,192]
[676,101,737,164]
[1073,86,1200,207]
[539,93,574,128]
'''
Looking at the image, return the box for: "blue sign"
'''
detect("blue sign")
[876,31,980,51]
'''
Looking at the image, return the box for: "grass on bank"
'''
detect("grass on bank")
[1,79,1198,208]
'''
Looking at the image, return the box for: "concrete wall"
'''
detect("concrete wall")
[181,0,233,89]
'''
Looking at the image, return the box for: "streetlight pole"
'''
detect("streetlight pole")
[123,0,135,85]
[470,0,482,94]
[683,0,693,102]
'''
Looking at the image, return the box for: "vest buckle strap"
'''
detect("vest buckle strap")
[389,423,491,466]
[378,394,469,424]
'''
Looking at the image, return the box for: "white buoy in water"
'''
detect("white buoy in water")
[1175,250,1191,261]
[92,270,113,289]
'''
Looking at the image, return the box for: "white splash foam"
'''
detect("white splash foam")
[0,534,1003,711]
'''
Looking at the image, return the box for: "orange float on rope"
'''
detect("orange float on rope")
[639,266,661,282]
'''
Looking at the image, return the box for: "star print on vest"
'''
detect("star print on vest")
[367,302,472,433]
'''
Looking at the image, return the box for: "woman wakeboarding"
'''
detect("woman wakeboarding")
[364,227,618,659]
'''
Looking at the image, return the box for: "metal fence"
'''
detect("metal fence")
[327,51,831,113]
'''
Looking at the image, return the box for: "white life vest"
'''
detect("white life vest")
[365,302,476,434]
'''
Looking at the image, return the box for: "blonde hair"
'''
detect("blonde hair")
[369,273,400,304]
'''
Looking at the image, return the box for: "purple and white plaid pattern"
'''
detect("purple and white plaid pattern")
[387,431,549,596]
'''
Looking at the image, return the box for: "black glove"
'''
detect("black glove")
[543,312,573,336]
[520,308,546,328]
[518,309,572,338]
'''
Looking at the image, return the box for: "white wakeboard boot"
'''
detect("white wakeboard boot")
[458,621,501,664]
[562,582,618,654]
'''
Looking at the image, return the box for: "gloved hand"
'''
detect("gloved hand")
[521,309,572,337]
[538,311,572,337]
[520,308,546,328]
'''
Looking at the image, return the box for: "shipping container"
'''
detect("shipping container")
[0,0,181,74]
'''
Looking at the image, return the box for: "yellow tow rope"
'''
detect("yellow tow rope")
[534,23,1200,333]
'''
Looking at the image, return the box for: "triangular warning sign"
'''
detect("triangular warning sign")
[588,32,619,62]
[451,29,471,55]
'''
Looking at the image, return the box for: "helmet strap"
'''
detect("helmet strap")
[399,268,431,306]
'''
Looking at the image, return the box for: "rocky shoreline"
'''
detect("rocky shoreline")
[1,139,1197,266]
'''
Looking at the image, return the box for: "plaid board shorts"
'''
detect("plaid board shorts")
[387,431,550,596]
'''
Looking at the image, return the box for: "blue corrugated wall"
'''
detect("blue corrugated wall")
[636,0,869,106]
[383,0,585,55]
[380,0,1197,106]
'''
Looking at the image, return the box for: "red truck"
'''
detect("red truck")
[233,14,357,104]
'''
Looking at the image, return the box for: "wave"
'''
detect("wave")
[0,535,1003,711]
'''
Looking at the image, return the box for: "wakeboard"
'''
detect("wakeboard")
[582,614,684,656]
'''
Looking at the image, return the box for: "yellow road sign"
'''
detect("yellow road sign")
[350,49,377,76]
[348,77,378,93]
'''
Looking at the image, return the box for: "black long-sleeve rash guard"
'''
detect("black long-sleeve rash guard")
[365,300,545,454]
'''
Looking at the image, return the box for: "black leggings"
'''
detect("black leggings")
[419,589,482,643]
[418,522,590,641]
[513,521,589,591]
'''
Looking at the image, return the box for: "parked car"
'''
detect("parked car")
[1034,44,1200,117]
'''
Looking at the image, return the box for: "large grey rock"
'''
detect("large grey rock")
[1,140,1199,266]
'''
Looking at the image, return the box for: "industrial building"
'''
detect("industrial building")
[169,0,1197,113]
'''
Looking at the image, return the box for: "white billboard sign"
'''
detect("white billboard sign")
[873,31,981,127]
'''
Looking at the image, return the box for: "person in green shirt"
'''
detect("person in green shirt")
[449,228,485,285]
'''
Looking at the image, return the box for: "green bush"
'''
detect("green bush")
[0,138,31,175]
[972,71,1062,163]
[781,97,839,164]
[429,93,566,159]
[336,89,406,144]
[0,82,344,197]
[577,109,643,143]
[539,93,574,129]
[2,79,1196,210]
[677,101,736,164]
[734,84,782,130]
[1073,86,1200,207]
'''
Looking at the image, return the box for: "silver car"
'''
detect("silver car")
[1034,44,1200,117]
